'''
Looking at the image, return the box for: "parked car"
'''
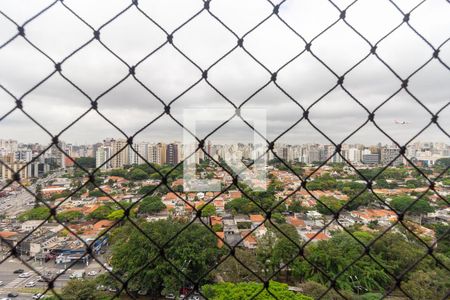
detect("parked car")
[7,292,18,298]
[32,294,44,299]
[25,281,36,287]
[13,269,24,274]
[37,276,51,282]
[0,297,12,300]
[0,280,4,286]
[18,272,31,278]
[104,265,113,272]
[165,294,176,299]
[87,270,97,276]
[69,270,85,279]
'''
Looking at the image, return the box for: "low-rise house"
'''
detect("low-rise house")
[235,215,250,223]
[302,231,330,242]
[249,214,265,228]
[210,216,223,227]
[240,231,257,249]
[228,190,242,199]
[287,216,306,229]
[41,186,67,197]
[216,232,225,248]
[351,209,397,225]
[21,220,44,232]
[0,231,18,251]
[213,198,225,213]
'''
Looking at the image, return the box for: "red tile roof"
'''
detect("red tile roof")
[305,232,330,241]
[0,231,17,238]
[249,214,265,223]
[288,217,306,228]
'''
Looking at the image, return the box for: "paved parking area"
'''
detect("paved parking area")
[0,257,105,298]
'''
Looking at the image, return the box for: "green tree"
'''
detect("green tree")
[212,224,223,232]
[272,224,299,280]
[293,231,391,292]
[402,269,450,300]
[89,190,104,197]
[225,197,258,214]
[299,281,358,300]
[433,223,450,256]
[59,278,108,300]
[405,179,424,188]
[138,196,166,214]
[50,190,72,201]
[138,185,157,195]
[212,248,259,282]
[316,196,345,215]
[109,168,128,178]
[434,157,450,169]
[199,203,216,217]
[129,168,149,181]
[107,210,124,220]
[202,281,312,300]
[88,205,114,220]
[18,206,50,221]
[289,200,305,213]
[75,157,96,169]
[390,195,434,215]
[57,211,84,223]
[110,219,219,296]
[271,212,286,224]
[345,192,377,211]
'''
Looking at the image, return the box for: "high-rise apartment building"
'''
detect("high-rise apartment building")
[166,143,179,165]
[96,146,112,170]
[110,139,129,169]
[380,146,402,166]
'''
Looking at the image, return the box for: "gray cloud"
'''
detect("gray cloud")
[0,0,449,146]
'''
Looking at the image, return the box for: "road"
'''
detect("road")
[0,171,64,217]
[0,257,106,298]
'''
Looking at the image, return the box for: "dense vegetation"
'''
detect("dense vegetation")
[203,281,312,300]
[106,219,220,297]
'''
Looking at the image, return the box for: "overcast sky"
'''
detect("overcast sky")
[0,0,449,146]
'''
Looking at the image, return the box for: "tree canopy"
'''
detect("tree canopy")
[199,203,216,217]
[138,196,166,214]
[315,196,345,215]
[109,219,220,296]
[202,281,312,300]
[390,195,434,214]
[18,206,50,221]
[129,168,150,181]
[75,157,96,169]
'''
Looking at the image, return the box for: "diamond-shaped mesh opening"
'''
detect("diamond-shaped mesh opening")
[1,0,449,299]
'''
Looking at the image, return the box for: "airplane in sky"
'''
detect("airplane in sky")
[394,120,411,125]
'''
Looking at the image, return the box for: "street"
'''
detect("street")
[0,256,105,299]
[0,171,64,217]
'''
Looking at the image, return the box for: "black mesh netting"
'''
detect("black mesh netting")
[0,0,449,299]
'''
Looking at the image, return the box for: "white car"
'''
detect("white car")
[18,272,31,278]
[32,294,44,299]
[25,281,36,287]
[0,280,3,286]
[87,270,97,276]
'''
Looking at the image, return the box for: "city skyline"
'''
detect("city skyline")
[1,137,448,181]
[1,136,449,147]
